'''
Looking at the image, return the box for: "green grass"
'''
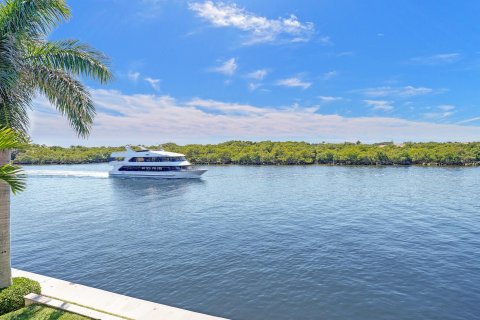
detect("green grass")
[0,305,92,320]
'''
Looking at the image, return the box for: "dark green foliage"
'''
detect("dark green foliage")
[0,277,41,315]
[12,141,480,166]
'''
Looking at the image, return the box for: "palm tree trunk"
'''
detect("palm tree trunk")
[0,149,11,288]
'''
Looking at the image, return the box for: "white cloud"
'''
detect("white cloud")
[246,69,268,80]
[364,100,394,111]
[438,104,455,111]
[248,83,262,91]
[400,86,436,96]
[411,53,461,65]
[359,86,436,97]
[423,105,456,119]
[212,58,237,76]
[29,89,480,146]
[246,69,268,91]
[318,96,343,103]
[127,71,141,82]
[189,1,315,44]
[319,36,333,45]
[323,70,337,80]
[276,77,312,89]
[457,117,480,124]
[337,51,354,57]
[423,111,454,119]
[144,77,160,91]
[187,98,267,115]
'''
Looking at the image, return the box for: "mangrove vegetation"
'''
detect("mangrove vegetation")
[12,141,480,166]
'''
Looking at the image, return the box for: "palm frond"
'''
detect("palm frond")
[0,86,31,134]
[26,39,113,84]
[29,65,95,137]
[0,34,25,101]
[0,163,25,194]
[0,0,112,140]
[0,127,25,150]
[0,0,69,37]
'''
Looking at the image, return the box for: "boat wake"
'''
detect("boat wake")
[23,170,109,178]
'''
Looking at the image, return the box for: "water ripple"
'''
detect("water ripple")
[11,164,480,320]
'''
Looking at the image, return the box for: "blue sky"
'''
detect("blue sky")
[31,0,480,145]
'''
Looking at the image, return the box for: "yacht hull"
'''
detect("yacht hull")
[109,169,207,179]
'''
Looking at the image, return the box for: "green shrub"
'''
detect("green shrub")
[0,277,41,315]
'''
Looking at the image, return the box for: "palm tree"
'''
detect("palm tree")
[0,0,112,288]
[0,128,26,288]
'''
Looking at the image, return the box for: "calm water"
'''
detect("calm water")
[11,164,480,320]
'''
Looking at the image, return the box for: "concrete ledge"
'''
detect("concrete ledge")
[25,293,124,320]
[14,269,226,320]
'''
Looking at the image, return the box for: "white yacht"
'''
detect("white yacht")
[108,146,207,178]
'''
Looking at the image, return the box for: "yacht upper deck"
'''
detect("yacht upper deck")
[109,147,187,162]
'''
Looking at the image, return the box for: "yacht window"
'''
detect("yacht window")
[118,166,186,172]
[128,156,186,162]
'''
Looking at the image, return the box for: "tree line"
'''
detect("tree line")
[12,141,480,166]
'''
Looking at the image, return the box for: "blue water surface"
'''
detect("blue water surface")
[11,164,480,320]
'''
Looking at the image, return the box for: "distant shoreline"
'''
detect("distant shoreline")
[18,162,480,168]
[13,141,480,166]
